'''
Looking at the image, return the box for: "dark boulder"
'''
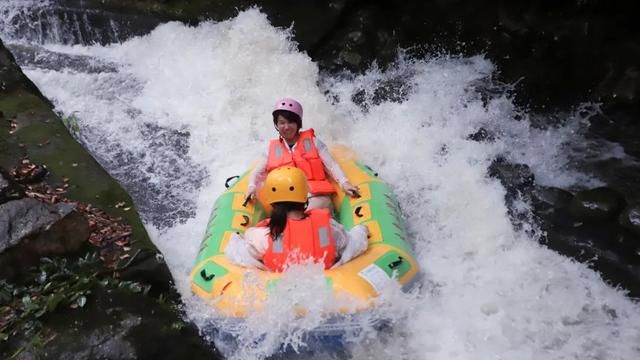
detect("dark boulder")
[569,187,626,222]
[0,198,75,251]
[533,186,573,209]
[619,203,640,237]
[488,157,535,199]
[120,249,175,297]
[0,198,89,280]
[0,167,24,205]
[545,227,640,297]
[531,186,574,229]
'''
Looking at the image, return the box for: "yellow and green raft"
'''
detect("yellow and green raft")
[190,146,419,317]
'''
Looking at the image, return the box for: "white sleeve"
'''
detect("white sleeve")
[243,226,270,257]
[247,152,268,192]
[330,219,369,268]
[224,232,267,270]
[315,138,349,186]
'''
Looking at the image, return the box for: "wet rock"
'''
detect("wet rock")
[615,229,640,265]
[3,0,165,46]
[534,186,573,209]
[10,0,636,109]
[587,104,640,160]
[0,167,24,205]
[0,38,53,108]
[531,186,574,227]
[0,170,7,190]
[619,203,640,237]
[569,187,626,222]
[545,227,640,297]
[0,39,25,94]
[8,44,119,74]
[488,157,535,198]
[0,198,75,252]
[120,249,175,296]
[338,50,363,67]
[0,198,89,280]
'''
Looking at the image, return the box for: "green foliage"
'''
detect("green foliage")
[0,253,151,346]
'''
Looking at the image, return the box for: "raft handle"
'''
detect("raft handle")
[224,175,240,189]
[365,165,378,177]
[240,215,250,226]
[388,256,404,270]
[355,206,364,218]
[200,269,215,281]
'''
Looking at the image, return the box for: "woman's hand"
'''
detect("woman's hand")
[342,181,360,198]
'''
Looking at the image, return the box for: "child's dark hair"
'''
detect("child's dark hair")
[269,201,307,240]
[273,110,302,129]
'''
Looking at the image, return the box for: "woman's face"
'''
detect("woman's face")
[275,114,299,142]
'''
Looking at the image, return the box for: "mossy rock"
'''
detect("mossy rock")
[0,63,154,256]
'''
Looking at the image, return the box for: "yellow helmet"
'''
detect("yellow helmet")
[264,167,308,204]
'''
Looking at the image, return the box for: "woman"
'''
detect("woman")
[226,167,369,271]
[245,97,360,209]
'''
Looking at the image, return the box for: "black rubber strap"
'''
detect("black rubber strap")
[224,175,240,189]
[200,269,215,281]
[388,256,404,269]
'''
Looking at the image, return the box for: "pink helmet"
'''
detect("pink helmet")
[273,98,303,119]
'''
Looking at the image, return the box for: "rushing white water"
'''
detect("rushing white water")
[2,5,639,360]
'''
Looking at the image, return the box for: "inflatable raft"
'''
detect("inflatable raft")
[190,146,419,317]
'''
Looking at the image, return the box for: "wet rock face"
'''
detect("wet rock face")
[534,186,573,210]
[533,185,640,296]
[0,198,76,252]
[569,187,626,222]
[0,198,89,280]
[0,167,24,205]
[619,204,640,237]
[488,157,535,200]
[2,0,165,45]
[6,0,636,107]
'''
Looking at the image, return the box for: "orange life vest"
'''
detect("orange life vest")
[266,129,335,195]
[260,209,336,272]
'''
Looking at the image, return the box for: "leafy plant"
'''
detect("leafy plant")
[0,252,150,346]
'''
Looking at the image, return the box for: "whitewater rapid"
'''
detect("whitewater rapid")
[2,4,639,359]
